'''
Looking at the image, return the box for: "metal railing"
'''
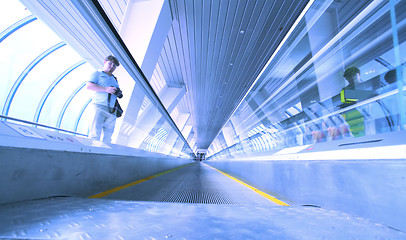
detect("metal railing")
[0,114,87,137]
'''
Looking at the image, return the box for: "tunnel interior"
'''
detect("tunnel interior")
[0,0,406,238]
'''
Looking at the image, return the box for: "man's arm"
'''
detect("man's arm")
[86,82,116,94]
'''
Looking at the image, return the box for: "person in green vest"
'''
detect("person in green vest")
[340,66,366,137]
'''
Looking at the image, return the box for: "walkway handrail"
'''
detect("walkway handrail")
[0,114,87,137]
[73,0,195,157]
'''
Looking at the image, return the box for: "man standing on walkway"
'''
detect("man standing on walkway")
[86,55,122,143]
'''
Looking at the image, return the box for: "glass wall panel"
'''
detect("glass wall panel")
[113,89,192,157]
[57,64,94,132]
[1,21,61,113]
[1,0,194,158]
[208,0,405,160]
[10,46,82,121]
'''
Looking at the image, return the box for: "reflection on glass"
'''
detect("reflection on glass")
[0,0,193,158]
[208,0,406,160]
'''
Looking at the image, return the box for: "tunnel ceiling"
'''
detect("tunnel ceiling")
[92,0,310,150]
[20,0,310,150]
[162,0,310,149]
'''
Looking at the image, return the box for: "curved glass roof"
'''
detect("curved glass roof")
[0,0,195,158]
[2,0,405,160]
[1,1,95,135]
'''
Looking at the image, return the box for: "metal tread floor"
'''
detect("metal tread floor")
[1,197,405,239]
[100,162,277,205]
[1,162,405,239]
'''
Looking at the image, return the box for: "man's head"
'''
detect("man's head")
[384,69,397,84]
[343,66,361,86]
[103,55,120,75]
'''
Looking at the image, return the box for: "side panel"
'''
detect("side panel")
[207,159,406,232]
[0,146,191,204]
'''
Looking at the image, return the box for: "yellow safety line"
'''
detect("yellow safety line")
[204,163,290,206]
[88,163,195,199]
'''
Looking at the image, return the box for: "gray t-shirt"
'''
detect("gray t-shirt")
[87,71,119,108]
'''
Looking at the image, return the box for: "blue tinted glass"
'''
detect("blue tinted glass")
[208,0,406,159]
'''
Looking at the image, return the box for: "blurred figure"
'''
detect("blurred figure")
[340,66,365,137]
[311,122,326,143]
[343,66,362,89]
[374,69,399,131]
[384,69,397,84]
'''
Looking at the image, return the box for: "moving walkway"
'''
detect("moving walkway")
[1,162,405,239]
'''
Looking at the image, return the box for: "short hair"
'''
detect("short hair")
[343,67,360,81]
[105,55,120,66]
